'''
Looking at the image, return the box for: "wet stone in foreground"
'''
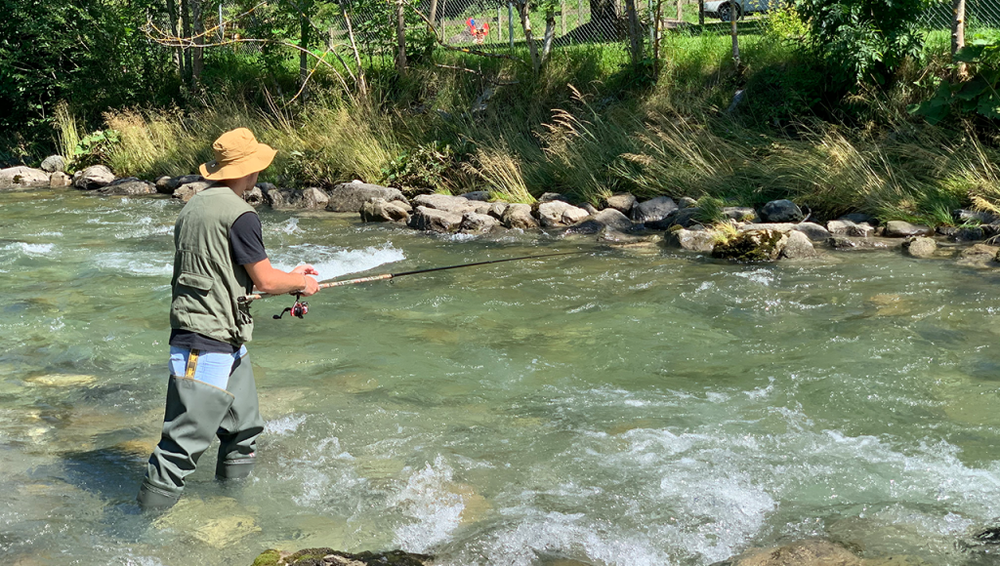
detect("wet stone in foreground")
[251,548,432,566]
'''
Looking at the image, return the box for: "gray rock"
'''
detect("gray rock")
[829,236,902,250]
[904,236,937,258]
[40,155,66,173]
[666,228,715,252]
[412,193,488,215]
[73,165,115,190]
[361,198,411,223]
[0,166,52,190]
[645,207,701,230]
[460,212,499,233]
[538,192,570,203]
[461,190,490,201]
[49,171,72,188]
[96,179,157,196]
[954,209,998,225]
[884,220,933,238]
[957,243,1000,267]
[501,203,538,229]
[738,222,797,233]
[722,206,758,222]
[263,187,329,209]
[581,202,599,215]
[243,186,265,207]
[603,193,637,214]
[794,222,832,241]
[326,181,407,213]
[155,176,175,194]
[172,180,215,202]
[759,199,804,223]
[936,225,985,242]
[839,212,877,225]
[408,206,463,232]
[827,219,874,237]
[631,196,678,222]
[537,200,590,228]
[781,230,817,259]
[677,196,698,209]
[565,209,634,235]
[487,202,509,220]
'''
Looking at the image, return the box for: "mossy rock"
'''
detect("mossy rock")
[250,548,433,566]
[712,229,787,262]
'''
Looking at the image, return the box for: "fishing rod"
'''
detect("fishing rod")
[238,250,586,319]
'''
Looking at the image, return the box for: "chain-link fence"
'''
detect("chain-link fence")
[919,0,1000,32]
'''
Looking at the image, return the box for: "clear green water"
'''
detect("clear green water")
[4,190,1000,565]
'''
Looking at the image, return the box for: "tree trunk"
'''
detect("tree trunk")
[698,0,703,26]
[179,0,192,83]
[952,0,966,76]
[519,0,541,73]
[300,7,310,98]
[395,0,407,74]
[625,0,643,65]
[676,0,681,21]
[190,0,203,82]
[165,0,181,72]
[729,0,739,69]
[654,0,662,76]
[542,7,557,66]
[429,0,439,33]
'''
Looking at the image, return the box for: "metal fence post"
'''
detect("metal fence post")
[508,1,514,48]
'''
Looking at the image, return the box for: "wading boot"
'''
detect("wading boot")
[215,352,265,481]
[138,374,234,510]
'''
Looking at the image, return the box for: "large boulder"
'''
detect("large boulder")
[460,212,500,233]
[326,181,407,213]
[780,230,817,259]
[95,178,158,196]
[73,165,115,190]
[759,199,804,223]
[631,196,678,222]
[49,171,72,187]
[827,219,875,238]
[566,208,634,235]
[408,206,463,232]
[603,193,637,214]
[173,180,215,202]
[0,166,51,190]
[265,187,329,209]
[712,229,789,261]
[884,220,932,238]
[903,236,937,258]
[665,228,715,252]
[537,200,590,228]
[40,155,66,173]
[645,207,701,230]
[412,193,489,215]
[501,203,538,229]
[360,198,411,223]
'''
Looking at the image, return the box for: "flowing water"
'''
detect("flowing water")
[5,189,1000,565]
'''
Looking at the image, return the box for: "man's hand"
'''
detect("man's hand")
[292,264,320,296]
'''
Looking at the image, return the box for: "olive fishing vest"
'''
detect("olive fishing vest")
[170,186,257,346]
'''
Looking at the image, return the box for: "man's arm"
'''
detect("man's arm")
[245,259,320,296]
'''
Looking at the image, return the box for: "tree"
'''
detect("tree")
[952,0,966,76]
[796,0,930,85]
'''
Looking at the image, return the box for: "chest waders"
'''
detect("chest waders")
[137,188,266,510]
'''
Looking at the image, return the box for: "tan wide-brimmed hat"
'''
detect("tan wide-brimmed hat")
[199,128,278,180]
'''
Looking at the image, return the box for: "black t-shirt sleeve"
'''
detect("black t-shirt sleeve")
[231,211,267,265]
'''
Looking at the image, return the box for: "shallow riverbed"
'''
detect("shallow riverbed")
[3,189,1000,565]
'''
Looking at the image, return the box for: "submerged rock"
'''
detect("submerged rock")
[713,229,788,262]
[251,548,432,566]
[903,236,937,258]
[956,243,1000,267]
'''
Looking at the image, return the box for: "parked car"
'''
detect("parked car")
[703,0,772,21]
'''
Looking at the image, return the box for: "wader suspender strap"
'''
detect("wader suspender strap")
[184,349,201,379]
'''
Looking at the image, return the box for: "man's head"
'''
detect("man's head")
[199,128,276,193]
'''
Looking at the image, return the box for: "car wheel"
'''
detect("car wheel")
[718,3,741,21]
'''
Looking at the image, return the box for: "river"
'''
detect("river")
[3,189,1000,565]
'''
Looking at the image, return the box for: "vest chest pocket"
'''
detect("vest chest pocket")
[177,271,215,293]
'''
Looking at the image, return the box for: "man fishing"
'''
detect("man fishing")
[137,128,320,510]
